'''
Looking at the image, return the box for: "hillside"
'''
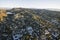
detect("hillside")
[0,8,60,40]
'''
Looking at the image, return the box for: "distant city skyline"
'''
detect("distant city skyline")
[0,0,60,9]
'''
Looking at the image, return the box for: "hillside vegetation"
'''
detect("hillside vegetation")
[0,8,60,40]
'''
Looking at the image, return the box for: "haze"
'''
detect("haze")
[0,0,60,9]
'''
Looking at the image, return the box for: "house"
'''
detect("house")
[13,33,20,40]
[26,26,33,35]
[12,30,23,40]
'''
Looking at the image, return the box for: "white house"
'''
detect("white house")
[26,26,33,35]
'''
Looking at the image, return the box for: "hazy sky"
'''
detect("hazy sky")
[0,0,60,9]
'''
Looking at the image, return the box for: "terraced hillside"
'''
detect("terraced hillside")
[0,8,60,40]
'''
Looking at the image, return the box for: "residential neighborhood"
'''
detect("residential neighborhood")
[0,8,60,40]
